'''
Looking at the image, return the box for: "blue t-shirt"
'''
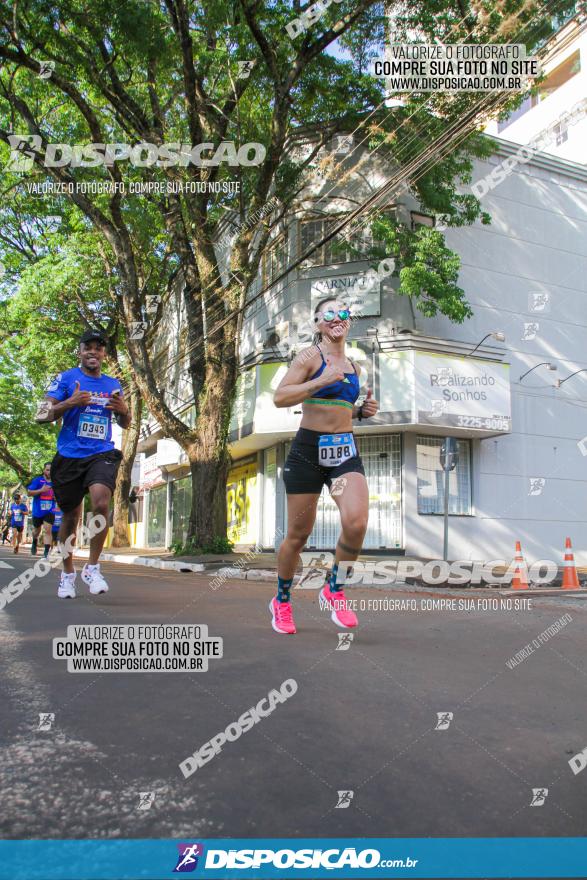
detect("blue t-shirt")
[47,367,123,459]
[10,503,27,528]
[26,476,54,518]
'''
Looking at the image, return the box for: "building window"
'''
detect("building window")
[416,436,472,515]
[537,50,581,102]
[553,122,568,146]
[331,134,354,154]
[299,215,382,267]
[263,230,288,286]
[497,50,581,131]
[497,95,535,131]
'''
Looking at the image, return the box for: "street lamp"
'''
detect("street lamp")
[519,362,557,382]
[554,369,587,389]
[366,326,381,351]
[366,327,380,397]
[468,330,505,357]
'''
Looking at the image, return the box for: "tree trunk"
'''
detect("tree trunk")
[0,434,31,485]
[186,344,236,547]
[187,452,230,548]
[111,384,142,548]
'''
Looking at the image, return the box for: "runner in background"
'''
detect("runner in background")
[38,329,131,599]
[2,515,10,545]
[9,493,28,554]
[51,502,63,548]
[27,463,55,558]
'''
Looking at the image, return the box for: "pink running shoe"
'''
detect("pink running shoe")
[320,585,358,629]
[269,597,297,634]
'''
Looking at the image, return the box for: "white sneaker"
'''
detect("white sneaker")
[81,563,109,595]
[58,572,77,599]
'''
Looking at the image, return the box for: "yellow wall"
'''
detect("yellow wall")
[104,523,140,549]
[226,461,258,545]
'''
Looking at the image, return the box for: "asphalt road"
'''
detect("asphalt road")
[1,545,587,843]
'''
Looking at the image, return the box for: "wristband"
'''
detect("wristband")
[35,400,53,422]
[357,404,364,421]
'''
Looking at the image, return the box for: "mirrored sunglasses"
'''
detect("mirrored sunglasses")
[319,309,351,323]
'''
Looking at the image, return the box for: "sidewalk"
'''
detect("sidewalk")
[74,546,399,579]
[72,545,587,590]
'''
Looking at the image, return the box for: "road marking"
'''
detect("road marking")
[0,560,14,568]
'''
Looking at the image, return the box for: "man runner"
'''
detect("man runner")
[27,463,55,557]
[39,330,131,599]
[9,493,28,554]
[51,502,63,548]
[2,510,12,544]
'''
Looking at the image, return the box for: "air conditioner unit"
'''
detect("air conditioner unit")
[263,321,290,352]
[276,320,289,339]
[264,328,278,348]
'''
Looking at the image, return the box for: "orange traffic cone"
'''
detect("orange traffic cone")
[561,537,580,590]
[511,540,529,590]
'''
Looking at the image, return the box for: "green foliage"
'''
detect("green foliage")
[0,0,575,529]
[0,0,569,336]
[0,339,59,488]
[172,535,234,557]
[366,217,473,321]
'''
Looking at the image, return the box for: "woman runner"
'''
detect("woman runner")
[271,298,379,634]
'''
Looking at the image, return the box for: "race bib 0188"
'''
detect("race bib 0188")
[318,433,357,468]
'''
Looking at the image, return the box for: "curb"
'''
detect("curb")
[72,552,587,594]
[245,569,276,581]
[75,551,277,581]
[207,568,276,581]
[74,550,205,573]
[73,552,318,584]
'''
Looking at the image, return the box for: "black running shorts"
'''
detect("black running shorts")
[32,513,55,528]
[51,449,122,513]
[283,428,365,494]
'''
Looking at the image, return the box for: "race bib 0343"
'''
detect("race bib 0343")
[77,413,108,441]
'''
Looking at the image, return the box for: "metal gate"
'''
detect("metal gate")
[285,434,402,550]
[147,485,167,547]
[171,476,192,546]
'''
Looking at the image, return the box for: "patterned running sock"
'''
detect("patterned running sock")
[276,576,293,603]
[328,563,341,593]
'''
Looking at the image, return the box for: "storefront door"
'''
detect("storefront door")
[171,476,192,546]
[147,485,167,547]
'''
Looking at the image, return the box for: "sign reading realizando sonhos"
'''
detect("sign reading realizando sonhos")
[415,352,511,431]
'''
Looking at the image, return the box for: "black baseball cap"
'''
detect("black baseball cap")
[12,493,20,500]
[79,329,107,346]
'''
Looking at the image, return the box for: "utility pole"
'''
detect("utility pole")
[440,438,459,562]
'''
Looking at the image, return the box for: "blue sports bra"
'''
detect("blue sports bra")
[304,346,360,410]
